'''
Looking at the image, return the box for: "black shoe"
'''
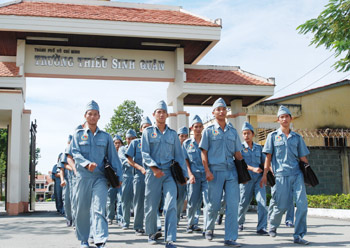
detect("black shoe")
[257,229,268,235]
[205,230,214,241]
[268,228,277,237]
[216,214,223,225]
[238,224,243,231]
[135,229,145,236]
[154,231,162,240]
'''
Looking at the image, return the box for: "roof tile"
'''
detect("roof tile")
[0,62,20,77]
[0,2,219,27]
[185,69,273,86]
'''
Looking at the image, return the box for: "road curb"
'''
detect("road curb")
[249,205,350,220]
[308,208,350,220]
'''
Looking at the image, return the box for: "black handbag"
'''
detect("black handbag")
[299,161,319,187]
[235,159,251,184]
[259,164,276,187]
[170,160,187,185]
[104,157,120,188]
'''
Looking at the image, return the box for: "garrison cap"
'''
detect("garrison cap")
[113,134,123,143]
[125,129,137,138]
[140,116,152,128]
[177,126,189,135]
[154,100,167,113]
[241,121,254,133]
[190,115,203,127]
[85,100,99,113]
[212,98,227,111]
[277,105,292,117]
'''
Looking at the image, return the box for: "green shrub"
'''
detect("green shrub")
[307,194,350,209]
[250,194,350,209]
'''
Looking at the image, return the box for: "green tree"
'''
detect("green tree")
[297,0,350,72]
[0,129,8,200]
[105,100,144,140]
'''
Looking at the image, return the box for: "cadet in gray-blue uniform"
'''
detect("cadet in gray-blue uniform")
[126,116,152,235]
[58,150,73,227]
[176,126,189,225]
[199,98,243,247]
[52,163,63,214]
[238,121,268,235]
[120,129,137,230]
[183,115,208,234]
[261,105,310,245]
[64,133,79,227]
[107,134,123,226]
[71,100,122,248]
[142,100,187,248]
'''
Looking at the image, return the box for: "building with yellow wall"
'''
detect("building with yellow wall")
[254,80,350,130]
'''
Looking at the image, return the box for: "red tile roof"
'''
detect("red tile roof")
[185,69,273,86]
[0,62,20,77]
[0,1,219,27]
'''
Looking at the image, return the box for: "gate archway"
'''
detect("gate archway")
[0,0,274,215]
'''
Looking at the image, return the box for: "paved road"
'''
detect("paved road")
[0,202,349,248]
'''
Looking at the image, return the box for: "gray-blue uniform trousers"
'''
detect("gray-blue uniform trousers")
[57,153,73,222]
[71,126,122,244]
[65,142,78,225]
[106,144,123,224]
[119,145,134,228]
[182,137,208,229]
[199,121,242,241]
[126,138,145,231]
[176,180,187,224]
[107,185,123,223]
[238,141,268,231]
[52,164,63,214]
[142,125,187,242]
[263,128,309,239]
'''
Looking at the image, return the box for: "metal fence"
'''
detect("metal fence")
[257,128,350,147]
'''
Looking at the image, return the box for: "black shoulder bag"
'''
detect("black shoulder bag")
[299,161,319,187]
[104,157,120,188]
[235,159,251,184]
[259,164,276,187]
[170,160,187,185]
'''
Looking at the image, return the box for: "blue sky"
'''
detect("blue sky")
[1,0,348,173]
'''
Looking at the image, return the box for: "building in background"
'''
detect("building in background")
[35,173,54,202]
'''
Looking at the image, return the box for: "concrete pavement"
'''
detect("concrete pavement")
[0,202,349,248]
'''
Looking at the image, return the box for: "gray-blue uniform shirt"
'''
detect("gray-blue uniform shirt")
[199,121,242,175]
[263,128,310,176]
[71,126,122,179]
[141,125,187,177]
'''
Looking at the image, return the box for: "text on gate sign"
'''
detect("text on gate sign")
[33,47,165,71]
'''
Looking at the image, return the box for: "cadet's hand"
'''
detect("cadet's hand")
[253,167,263,174]
[205,170,214,182]
[260,174,267,188]
[117,181,122,188]
[60,180,66,187]
[140,167,146,175]
[87,162,97,172]
[152,167,164,178]
[189,174,196,184]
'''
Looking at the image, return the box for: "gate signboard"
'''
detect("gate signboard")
[24,45,175,82]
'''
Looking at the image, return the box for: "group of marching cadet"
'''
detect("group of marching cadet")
[51,98,310,248]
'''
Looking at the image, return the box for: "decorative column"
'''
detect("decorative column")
[248,115,259,142]
[167,47,189,130]
[20,109,31,213]
[227,99,246,140]
[7,106,23,215]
